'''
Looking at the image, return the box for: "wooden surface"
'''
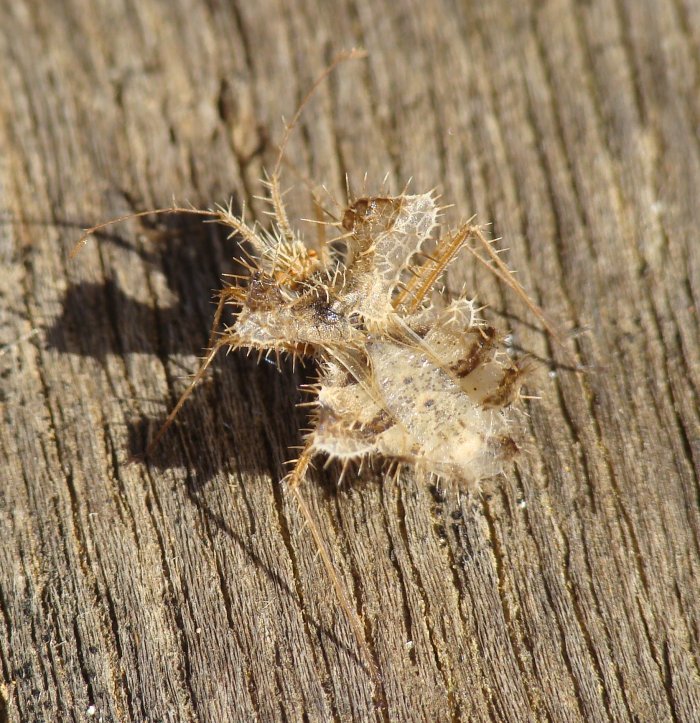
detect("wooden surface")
[1,0,699,720]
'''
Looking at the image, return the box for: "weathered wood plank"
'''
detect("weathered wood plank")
[1,0,698,720]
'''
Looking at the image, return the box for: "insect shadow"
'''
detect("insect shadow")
[47,207,237,358]
[49,207,370,663]
[48,203,314,484]
[124,356,307,487]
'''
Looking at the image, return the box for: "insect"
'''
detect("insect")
[74,49,560,684]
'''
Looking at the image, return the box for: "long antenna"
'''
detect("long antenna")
[268,49,367,244]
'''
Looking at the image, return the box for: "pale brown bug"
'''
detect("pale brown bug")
[73,49,564,685]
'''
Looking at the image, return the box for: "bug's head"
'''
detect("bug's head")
[249,236,325,289]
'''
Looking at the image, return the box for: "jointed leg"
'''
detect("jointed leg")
[465,225,571,357]
[144,335,232,458]
[285,438,379,686]
[206,285,242,351]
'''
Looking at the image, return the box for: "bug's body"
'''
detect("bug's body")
[75,52,550,684]
[226,191,527,485]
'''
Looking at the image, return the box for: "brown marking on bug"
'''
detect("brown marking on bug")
[482,361,530,408]
[450,325,498,378]
[341,196,403,240]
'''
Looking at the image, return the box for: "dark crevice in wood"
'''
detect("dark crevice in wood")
[101,420,140,541]
[226,3,255,83]
[0,585,14,708]
[588,553,635,720]
[576,529,618,717]
[38,566,68,716]
[609,461,652,596]
[450,503,527,723]
[293,488,366,720]
[395,483,455,714]
[656,0,700,165]
[442,501,500,719]
[379,484,418,666]
[662,638,682,723]
[61,471,104,710]
[528,6,596,265]
[675,574,700,688]
[525,25,590,368]
[517,46,585,360]
[642,217,700,540]
[560,525,615,721]
[70,616,96,714]
[646,299,700,494]
[570,0,637,165]
[210,545,262,717]
[481,492,539,714]
[670,0,700,88]
[610,0,650,127]
[581,522,629,713]
[230,445,258,538]
[325,483,388,714]
[534,557,589,722]
[517,474,598,720]
[142,482,198,717]
[635,595,670,697]
[101,587,137,721]
[506,494,560,721]
[345,0,403,183]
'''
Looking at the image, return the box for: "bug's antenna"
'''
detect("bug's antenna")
[70,202,263,259]
[268,49,367,244]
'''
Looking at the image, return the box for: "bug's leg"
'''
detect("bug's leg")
[464,225,573,357]
[393,223,474,313]
[140,280,245,458]
[70,205,221,257]
[205,285,243,351]
[141,335,232,459]
[285,438,379,687]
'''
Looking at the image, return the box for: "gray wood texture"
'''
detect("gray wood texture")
[1,0,699,720]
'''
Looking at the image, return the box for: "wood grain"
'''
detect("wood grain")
[1,0,698,720]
